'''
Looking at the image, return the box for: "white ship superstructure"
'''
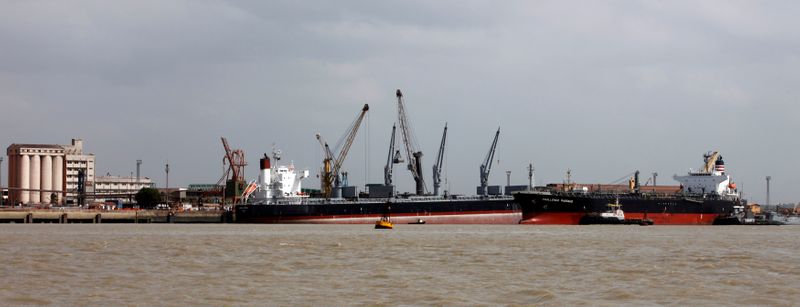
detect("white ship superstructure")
[673,151,738,198]
[249,150,309,204]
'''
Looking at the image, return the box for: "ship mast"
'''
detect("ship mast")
[527,163,534,191]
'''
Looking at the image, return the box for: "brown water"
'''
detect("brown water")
[0,225,798,305]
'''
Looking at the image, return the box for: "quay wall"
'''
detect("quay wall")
[0,210,233,224]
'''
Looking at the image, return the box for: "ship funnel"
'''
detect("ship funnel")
[715,156,725,173]
[260,153,272,186]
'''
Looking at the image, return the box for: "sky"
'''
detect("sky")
[1,1,799,204]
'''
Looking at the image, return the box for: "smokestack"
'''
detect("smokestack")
[136,160,142,183]
[766,176,771,206]
[261,154,271,185]
[260,154,271,170]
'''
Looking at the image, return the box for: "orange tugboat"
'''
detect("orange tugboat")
[375,204,394,229]
[375,216,393,229]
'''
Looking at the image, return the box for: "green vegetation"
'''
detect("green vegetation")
[135,188,162,209]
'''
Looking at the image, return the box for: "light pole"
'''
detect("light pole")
[165,163,170,205]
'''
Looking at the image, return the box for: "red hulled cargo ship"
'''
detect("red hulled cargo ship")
[515,151,745,225]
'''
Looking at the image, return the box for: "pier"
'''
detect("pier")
[0,209,233,224]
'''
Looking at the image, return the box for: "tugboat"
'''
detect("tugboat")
[375,204,394,229]
[375,215,394,229]
[579,199,654,225]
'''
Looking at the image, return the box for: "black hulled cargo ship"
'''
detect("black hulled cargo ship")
[515,151,746,225]
[236,196,520,224]
[235,89,522,224]
[234,152,520,224]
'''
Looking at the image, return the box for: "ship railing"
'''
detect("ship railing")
[252,194,513,205]
[552,190,741,202]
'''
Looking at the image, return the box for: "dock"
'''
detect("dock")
[0,209,233,224]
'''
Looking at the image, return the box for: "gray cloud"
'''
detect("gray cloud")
[1,0,798,203]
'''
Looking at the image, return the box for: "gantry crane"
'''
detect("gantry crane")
[479,128,500,196]
[396,89,426,195]
[432,123,447,196]
[317,104,370,198]
[221,137,247,204]
[384,124,403,186]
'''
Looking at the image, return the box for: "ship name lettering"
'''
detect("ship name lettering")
[542,198,573,203]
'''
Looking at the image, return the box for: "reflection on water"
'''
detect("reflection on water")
[0,225,799,305]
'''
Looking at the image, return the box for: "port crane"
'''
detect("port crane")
[478,128,500,196]
[221,137,247,204]
[396,89,426,195]
[432,123,447,196]
[317,104,370,198]
[383,124,403,186]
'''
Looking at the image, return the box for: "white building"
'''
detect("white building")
[63,139,95,197]
[95,175,155,201]
[6,139,95,205]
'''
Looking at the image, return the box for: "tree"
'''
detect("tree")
[135,188,161,209]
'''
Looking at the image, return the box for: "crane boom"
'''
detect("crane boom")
[318,104,369,198]
[432,123,447,196]
[396,89,426,195]
[221,137,235,179]
[316,133,337,197]
[479,128,500,196]
[384,124,403,186]
[702,151,720,173]
[220,137,247,203]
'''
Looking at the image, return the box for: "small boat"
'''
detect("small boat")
[579,199,654,226]
[375,216,393,229]
[408,219,426,224]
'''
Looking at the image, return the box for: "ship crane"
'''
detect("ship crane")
[432,123,447,196]
[479,128,500,196]
[316,133,337,196]
[384,124,404,186]
[396,89,426,195]
[317,104,370,199]
[701,151,720,173]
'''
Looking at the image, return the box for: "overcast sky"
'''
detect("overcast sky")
[2,1,798,203]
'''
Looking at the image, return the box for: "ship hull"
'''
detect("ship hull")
[235,198,521,224]
[515,192,740,225]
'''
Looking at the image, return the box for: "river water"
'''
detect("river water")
[0,224,798,305]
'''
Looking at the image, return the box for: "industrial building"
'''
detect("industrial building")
[6,139,95,205]
[94,175,155,201]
